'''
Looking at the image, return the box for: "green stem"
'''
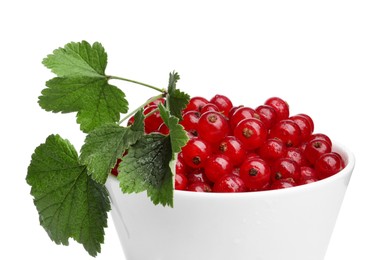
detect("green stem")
[119,94,165,125]
[108,75,165,93]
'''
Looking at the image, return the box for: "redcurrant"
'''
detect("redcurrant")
[181,137,212,168]
[213,174,247,192]
[197,111,230,144]
[234,118,267,150]
[239,157,271,191]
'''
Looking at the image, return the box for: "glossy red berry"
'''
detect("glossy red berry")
[145,97,165,108]
[197,111,230,144]
[295,113,314,133]
[272,158,301,183]
[157,123,169,135]
[213,174,247,192]
[200,103,220,114]
[181,138,212,168]
[269,119,302,147]
[299,166,318,184]
[285,147,308,167]
[239,157,271,191]
[315,152,345,179]
[184,96,209,113]
[175,155,188,176]
[217,136,246,166]
[180,110,201,136]
[258,138,287,162]
[254,105,277,129]
[175,172,188,190]
[187,168,211,184]
[210,94,233,117]
[307,133,332,147]
[234,118,267,151]
[144,105,164,134]
[229,106,258,129]
[304,139,332,165]
[289,114,313,141]
[187,182,212,192]
[264,97,289,122]
[270,179,296,190]
[204,154,233,183]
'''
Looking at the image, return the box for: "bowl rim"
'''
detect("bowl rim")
[107,141,355,199]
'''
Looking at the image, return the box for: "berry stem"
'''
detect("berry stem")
[108,75,165,93]
[119,94,164,125]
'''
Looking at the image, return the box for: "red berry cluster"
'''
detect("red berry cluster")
[175,95,345,192]
[113,95,345,193]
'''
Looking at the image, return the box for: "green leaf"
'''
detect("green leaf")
[39,76,128,133]
[42,41,107,78]
[39,41,129,133]
[80,110,145,184]
[158,103,189,154]
[26,134,110,257]
[166,71,190,120]
[118,134,174,207]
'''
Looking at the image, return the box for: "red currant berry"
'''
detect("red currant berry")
[315,152,345,179]
[184,96,209,113]
[229,106,258,129]
[299,178,317,185]
[210,94,233,117]
[157,123,169,135]
[187,182,212,192]
[289,114,313,141]
[264,97,289,122]
[228,105,243,119]
[254,105,277,129]
[175,172,188,190]
[144,105,164,134]
[307,133,332,147]
[295,113,314,133]
[269,119,302,147]
[187,168,211,184]
[217,136,246,166]
[299,166,318,183]
[270,179,296,190]
[180,110,201,136]
[239,157,271,191]
[145,97,165,108]
[175,156,187,176]
[200,103,220,114]
[204,154,233,183]
[127,116,135,126]
[303,139,332,165]
[258,138,287,162]
[272,158,301,183]
[181,138,212,168]
[234,118,267,151]
[285,147,309,167]
[213,174,247,192]
[197,111,230,144]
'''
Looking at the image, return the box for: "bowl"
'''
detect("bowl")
[105,142,354,260]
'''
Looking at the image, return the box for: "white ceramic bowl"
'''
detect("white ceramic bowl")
[105,142,354,260]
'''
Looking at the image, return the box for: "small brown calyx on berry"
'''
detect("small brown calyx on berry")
[249,168,258,176]
[219,142,228,152]
[207,114,218,123]
[313,141,322,148]
[192,156,201,165]
[275,172,283,180]
[242,127,253,138]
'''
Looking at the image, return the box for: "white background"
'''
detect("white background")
[1,0,389,259]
